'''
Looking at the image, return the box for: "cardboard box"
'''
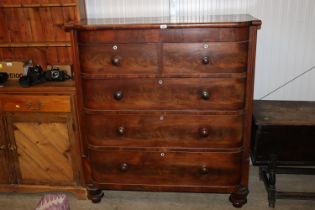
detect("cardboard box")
[0,61,29,80]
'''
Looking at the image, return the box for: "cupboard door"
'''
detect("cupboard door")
[6,113,76,186]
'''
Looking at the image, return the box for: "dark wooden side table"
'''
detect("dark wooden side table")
[250,100,315,207]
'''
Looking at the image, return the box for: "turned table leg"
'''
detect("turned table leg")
[267,155,277,208]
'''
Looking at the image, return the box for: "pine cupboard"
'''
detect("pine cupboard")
[0,81,86,198]
[0,0,86,67]
[0,0,87,197]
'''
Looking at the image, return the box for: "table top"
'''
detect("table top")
[65,14,261,30]
[253,100,315,126]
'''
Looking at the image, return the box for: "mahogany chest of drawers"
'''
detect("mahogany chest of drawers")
[67,15,261,207]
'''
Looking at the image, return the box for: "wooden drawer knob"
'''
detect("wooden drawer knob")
[120,163,129,172]
[200,166,209,175]
[117,126,125,135]
[199,128,209,138]
[113,90,123,101]
[202,56,209,65]
[201,90,210,100]
[111,56,121,66]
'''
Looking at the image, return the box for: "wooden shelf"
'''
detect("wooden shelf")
[0,42,72,48]
[0,80,75,94]
[0,3,77,8]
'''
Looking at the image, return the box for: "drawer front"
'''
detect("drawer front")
[77,28,249,43]
[78,29,161,43]
[161,28,249,42]
[85,112,243,148]
[79,44,159,75]
[89,150,241,187]
[82,78,245,110]
[0,95,71,113]
[163,42,248,74]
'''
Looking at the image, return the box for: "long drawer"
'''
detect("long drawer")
[85,112,243,149]
[77,27,249,43]
[89,149,242,187]
[82,77,245,110]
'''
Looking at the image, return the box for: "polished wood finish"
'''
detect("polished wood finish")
[163,42,248,74]
[67,14,261,30]
[87,185,104,203]
[85,112,243,149]
[89,150,241,187]
[0,80,75,94]
[0,82,86,199]
[0,95,71,112]
[78,29,161,43]
[0,184,87,200]
[82,78,245,110]
[229,186,249,208]
[161,28,249,42]
[69,15,261,207]
[79,44,159,74]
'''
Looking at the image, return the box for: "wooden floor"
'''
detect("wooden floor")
[0,166,314,210]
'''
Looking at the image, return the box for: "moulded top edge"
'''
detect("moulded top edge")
[65,14,262,31]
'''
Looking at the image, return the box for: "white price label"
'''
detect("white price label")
[160,24,167,29]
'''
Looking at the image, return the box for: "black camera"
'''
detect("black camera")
[44,68,70,81]
[19,65,45,87]
[19,65,71,87]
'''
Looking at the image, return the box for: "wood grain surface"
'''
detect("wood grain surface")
[14,121,74,185]
[163,42,248,74]
[0,95,71,112]
[85,112,243,149]
[82,78,245,110]
[71,17,261,204]
[79,43,159,74]
[0,0,85,66]
[89,149,241,187]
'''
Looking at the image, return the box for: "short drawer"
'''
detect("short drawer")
[79,43,159,75]
[0,95,71,113]
[82,77,245,110]
[89,149,242,187]
[78,29,160,43]
[85,112,243,149]
[163,42,248,74]
[161,28,249,42]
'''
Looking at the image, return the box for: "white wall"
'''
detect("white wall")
[86,0,315,101]
[86,0,169,18]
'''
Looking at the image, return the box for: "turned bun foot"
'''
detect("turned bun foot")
[87,186,104,203]
[229,186,249,208]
